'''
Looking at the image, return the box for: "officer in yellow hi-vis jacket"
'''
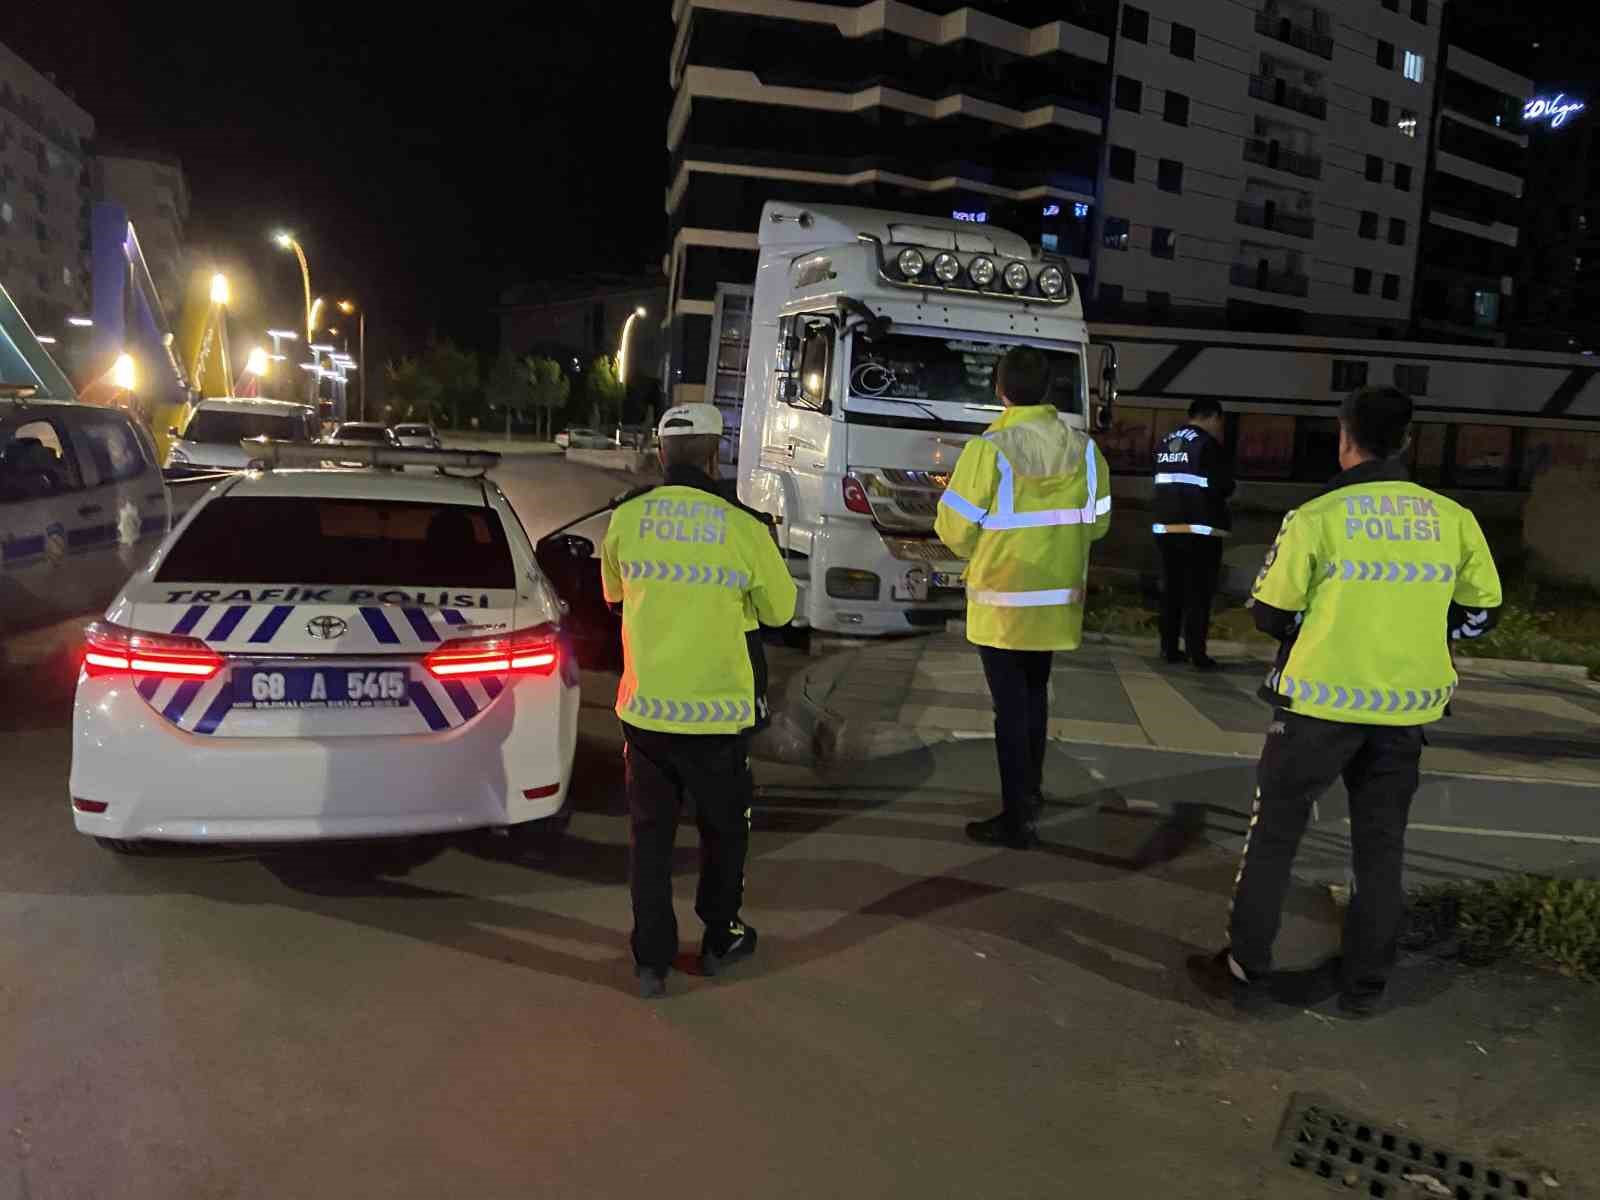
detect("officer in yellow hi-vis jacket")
[601,403,797,999]
[934,346,1112,849]
[1189,386,1502,1019]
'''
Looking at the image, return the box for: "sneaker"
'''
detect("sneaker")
[1191,654,1222,672]
[1186,948,1272,1013]
[701,920,758,977]
[965,813,1038,850]
[636,966,668,1000]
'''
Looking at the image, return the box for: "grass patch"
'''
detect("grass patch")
[1451,579,1600,679]
[1408,876,1600,982]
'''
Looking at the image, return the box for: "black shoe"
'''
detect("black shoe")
[965,813,1038,850]
[1336,976,1388,1019]
[701,920,758,977]
[1191,654,1222,672]
[1186,949,1272,1013]
[1162,649,1187,665]
[636,966,668,1000]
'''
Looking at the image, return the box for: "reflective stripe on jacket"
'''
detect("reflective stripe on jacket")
[1151,424,1233,536]
[1251,476,1501,726]
[934,405,1111,651]
[602,477,797,733]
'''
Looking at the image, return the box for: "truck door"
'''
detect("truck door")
[0,411,98,630]
[766,314,835,551]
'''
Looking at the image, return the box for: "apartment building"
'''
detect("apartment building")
[1096,0,1441,333]
[0,38,94,336]
[97,149,190,322]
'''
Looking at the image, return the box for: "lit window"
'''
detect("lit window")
[1102,217,1131,251]
[1404,51,1425,83]
[61,265,71,286]
[1397,109,1418,138]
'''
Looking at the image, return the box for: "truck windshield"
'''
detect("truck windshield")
[846,333,1083,429]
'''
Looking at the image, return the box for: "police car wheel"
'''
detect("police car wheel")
[95,837,154,856]
[503,812,569,856]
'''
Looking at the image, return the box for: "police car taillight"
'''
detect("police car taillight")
[83,620,224,680]
[422,624,559,679]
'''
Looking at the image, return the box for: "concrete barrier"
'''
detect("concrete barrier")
[565,447,654,474]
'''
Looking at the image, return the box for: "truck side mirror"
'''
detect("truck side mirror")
[1094,343,1118,432]
[779,378,799,402]
[167,426,180,438]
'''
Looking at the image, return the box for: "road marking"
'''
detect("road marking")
[1347,818,1600,846]
[1110,653,1263,755]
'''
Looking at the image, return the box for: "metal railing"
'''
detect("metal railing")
[1254,11,1335,60]
[1230,262,1310,297]
[1242,137,1323,179]
[1236,202,1316,239]
[1248,74,1327,120]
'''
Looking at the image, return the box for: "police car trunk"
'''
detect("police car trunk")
[96,467,552,740]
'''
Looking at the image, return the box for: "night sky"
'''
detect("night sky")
[2,2,669,393]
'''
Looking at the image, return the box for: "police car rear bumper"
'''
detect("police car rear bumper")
[68,675,579,842]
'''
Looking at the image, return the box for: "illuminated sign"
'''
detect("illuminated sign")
[1042,203,1061,217]
[1073,201,1090,219]
[1524,93,1585,128]
[951,210,988,223]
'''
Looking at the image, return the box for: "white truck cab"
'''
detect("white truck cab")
[736,202,1115,636]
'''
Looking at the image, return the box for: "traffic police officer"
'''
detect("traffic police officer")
[935,346,1113,849]
[601,403,797,999]
[1189,386,1502,1017]
[1152,398,1234,669]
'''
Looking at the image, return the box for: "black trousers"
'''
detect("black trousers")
[1157,534,1224,658]
[977,646,1054,828]
[1229,711,1423,990]
[622,723,753,972]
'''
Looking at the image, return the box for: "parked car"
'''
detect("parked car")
[322,422,401,448]
[560,427,614,450]
[554,430,570,449]
[165,398,320,475]
[393,422,441,449]
[2,398,170,636]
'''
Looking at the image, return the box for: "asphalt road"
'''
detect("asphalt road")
[2,455,1596,1199]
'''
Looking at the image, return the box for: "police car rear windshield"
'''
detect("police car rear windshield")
[185,409,313,443]
[156,497,515,589]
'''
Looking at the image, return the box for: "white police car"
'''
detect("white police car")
[69,443,579,851]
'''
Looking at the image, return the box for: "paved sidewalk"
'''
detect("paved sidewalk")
[795,631,1600,788]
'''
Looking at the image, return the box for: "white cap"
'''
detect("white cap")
[657,403,724,438]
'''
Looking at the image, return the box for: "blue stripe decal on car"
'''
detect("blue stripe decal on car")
[161,679,204,724]
[207,605,251,641]
[440,608,467,626]
[409,681,451,731]
[136,676,162,701]
[481,676,504,700]
[172,605,209,635]
[249,605,295,644]
[2,535,46,562]
[139,515,166,536]
[442,680,479,720]
[402,607,441,642]
[193,689,234,735]
[361,607,400,645]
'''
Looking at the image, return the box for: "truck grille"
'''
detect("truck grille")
[882,537,963,564]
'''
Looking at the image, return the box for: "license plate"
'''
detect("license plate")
[233,667,411,710]
[932,570,966,589]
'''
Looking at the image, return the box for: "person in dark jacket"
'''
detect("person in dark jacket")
[1152,399,1235,670]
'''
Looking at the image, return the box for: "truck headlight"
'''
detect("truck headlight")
[932,252,961,283]
[825,568,881,601]
[968,256,996,286]
[896,248,926,278]
[1003,262,1031,292]
[1038,266,1066,297]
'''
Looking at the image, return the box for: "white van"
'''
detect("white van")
[166,397,320,474]
[1,397,171,635]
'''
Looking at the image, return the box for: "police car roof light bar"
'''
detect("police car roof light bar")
[243,439,502,474]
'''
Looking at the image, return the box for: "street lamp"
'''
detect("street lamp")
[274,231,316,402]
[337,299,367,420]
[208,272,232,390]
[111,352,137,392]
[618,305,647,385]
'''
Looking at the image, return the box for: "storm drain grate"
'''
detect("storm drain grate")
[1274,1094,1553,1200]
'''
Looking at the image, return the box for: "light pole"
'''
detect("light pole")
[274,231,316,402]
[209,272,233,390]
[617,305,647,385]
[338,300,366,421]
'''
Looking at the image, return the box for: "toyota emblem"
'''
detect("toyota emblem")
[307,615,348,640]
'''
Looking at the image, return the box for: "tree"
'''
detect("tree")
[425,340,482,430]
[484,351,528,436]
[524,355,570,441]
[582,354,626,431]
[385,354,441,424]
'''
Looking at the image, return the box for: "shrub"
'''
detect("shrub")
[1409,877,1600,981]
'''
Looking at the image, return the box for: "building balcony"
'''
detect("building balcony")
[1248,74,1327,120]
[1242,137,1323,180]
[1230,262,1310,297]
[1236,201,1316,239]
[1254,12,1334,60]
